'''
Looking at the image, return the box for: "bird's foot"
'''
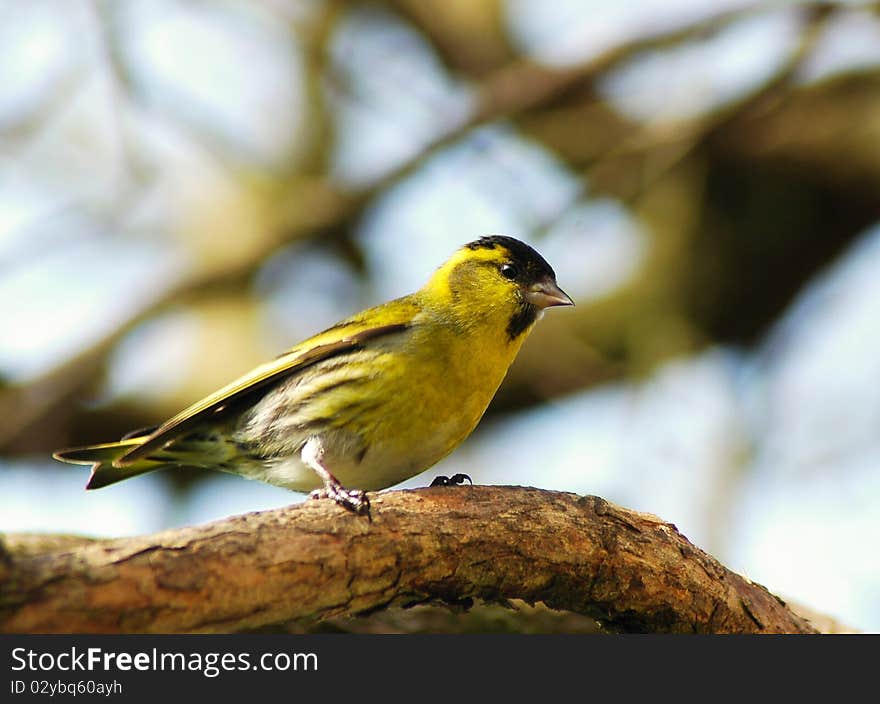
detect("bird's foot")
[429,473,472,487]
[310,482,371,517]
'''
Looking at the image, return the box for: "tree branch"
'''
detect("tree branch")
[0,487,818,634]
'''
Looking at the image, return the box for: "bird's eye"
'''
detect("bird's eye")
[500,263,518,280]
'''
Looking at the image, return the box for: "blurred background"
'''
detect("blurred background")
[1,0,879,631]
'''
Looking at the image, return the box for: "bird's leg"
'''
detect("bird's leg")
[302,438,370,516]
[429,473,472,487]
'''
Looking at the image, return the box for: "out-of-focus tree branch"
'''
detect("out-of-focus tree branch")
[388,0,516,76]
[0,1,843,452]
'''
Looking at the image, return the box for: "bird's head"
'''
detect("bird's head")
[421,235,573,341]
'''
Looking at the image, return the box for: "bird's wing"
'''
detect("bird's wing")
[115,321,411,466]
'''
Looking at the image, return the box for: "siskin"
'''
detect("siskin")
[54,236,572,514]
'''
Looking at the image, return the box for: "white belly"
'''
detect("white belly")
[232,428,456,494]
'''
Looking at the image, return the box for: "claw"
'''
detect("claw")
[310,484,371,517]
[429,473,472,487]
[301,437,370,517]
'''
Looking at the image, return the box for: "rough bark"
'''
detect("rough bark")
[0,486,818,634]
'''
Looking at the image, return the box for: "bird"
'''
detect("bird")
[53,235,573,515]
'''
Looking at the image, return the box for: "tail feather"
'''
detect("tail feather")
[53,439,166,490]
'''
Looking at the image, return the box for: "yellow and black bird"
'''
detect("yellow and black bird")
[54,236,572,513]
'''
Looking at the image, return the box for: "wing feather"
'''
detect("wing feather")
[115,322,410,466]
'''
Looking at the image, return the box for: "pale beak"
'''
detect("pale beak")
[524,279,574,309]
